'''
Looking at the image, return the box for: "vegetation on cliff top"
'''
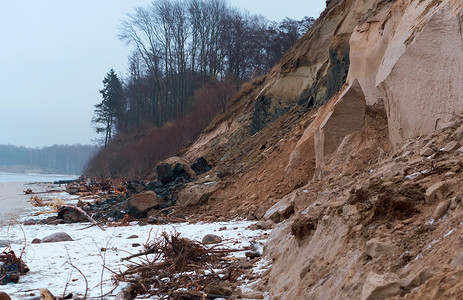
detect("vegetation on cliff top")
[86,0,314,178]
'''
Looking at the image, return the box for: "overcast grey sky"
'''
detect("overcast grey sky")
[0,0,325,148]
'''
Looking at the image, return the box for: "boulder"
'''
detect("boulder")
[41,232,73,243]
[155,157,196,184]
[202,234,222,244]
[31,238,42,244]
[176,180,220,207]
[0,292,11,300]
[432,200,451,220]
[361,272,400,300]
[127,235,139,239]
[425,182,449,203]
[128,191,162,218]
[264,193,295,223]
[365,239,395,259]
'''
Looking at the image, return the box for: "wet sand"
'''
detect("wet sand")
[0,182,31,225]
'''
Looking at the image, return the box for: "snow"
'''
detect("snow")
[2,220,268,299]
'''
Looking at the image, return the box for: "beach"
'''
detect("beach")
[0,177,269,299]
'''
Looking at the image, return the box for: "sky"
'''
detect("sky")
[0,0,326,148]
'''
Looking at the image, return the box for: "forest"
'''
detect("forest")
[0,144,98,174]
[86,0,314,177]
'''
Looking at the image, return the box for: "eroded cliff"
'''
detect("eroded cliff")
[170,0,463,298]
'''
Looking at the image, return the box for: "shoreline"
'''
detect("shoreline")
[0,181,61,226]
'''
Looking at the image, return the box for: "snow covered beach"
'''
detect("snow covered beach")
[0,179,270,299]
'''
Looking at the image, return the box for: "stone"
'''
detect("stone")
[263,193,295,223]
[442,141,460,152]
[330,200,345,209]
[241,291,264,299]
[400,268,434,292]
[255,221,267,229]
[202,234,222,244]
[425,182,449,203]
[126,180,146,194]
[249,223,258,230]
[191,156,211,175]
[31,238,42,244]
[176,180,220,207]
[432,200,451,220]
[204,284,233,296]
[0,292,11,300]
[361,272,400,300]
[127,235,139,239]
[23,220,36,225]
[457,146,463,154]
[365,239,395,259]
[420,147,434,157]
[128,191,162,218]
[245,251,262,259]
[155,157,196,184]
[41,232,73,243]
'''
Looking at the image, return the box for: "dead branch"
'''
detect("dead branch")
[59,205,105,231]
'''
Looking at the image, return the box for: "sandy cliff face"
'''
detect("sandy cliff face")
[174,0,463,299]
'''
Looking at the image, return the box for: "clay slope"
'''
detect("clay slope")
[166,0,463,299]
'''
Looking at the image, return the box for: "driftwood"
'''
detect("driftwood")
[58,205,105,231]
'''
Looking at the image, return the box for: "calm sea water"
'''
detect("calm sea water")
[0,172,79,183]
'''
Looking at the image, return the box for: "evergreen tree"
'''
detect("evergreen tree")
[92,69,125,147]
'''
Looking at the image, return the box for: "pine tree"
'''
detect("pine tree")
[92,69,125,147]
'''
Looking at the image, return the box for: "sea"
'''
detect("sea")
[0,172,79,226]
[0,172,79,183]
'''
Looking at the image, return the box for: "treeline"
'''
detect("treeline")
[87,0,314,177]
[92,0,313,143]
[0,144,98,174]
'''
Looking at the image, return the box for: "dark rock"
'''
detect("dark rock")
[126,180,146,194]
[42,232,73,243]
[251,96,291,135]
[23,220,36,225]
[191,157,211,175]
[127,235,138,239]
[31,238,42,244]
[0,292,11,300]
[202,234,222,244]
[132,243,141,247]
[156,163,174,184]
[245,251,262,259]
[147,180,163,191]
